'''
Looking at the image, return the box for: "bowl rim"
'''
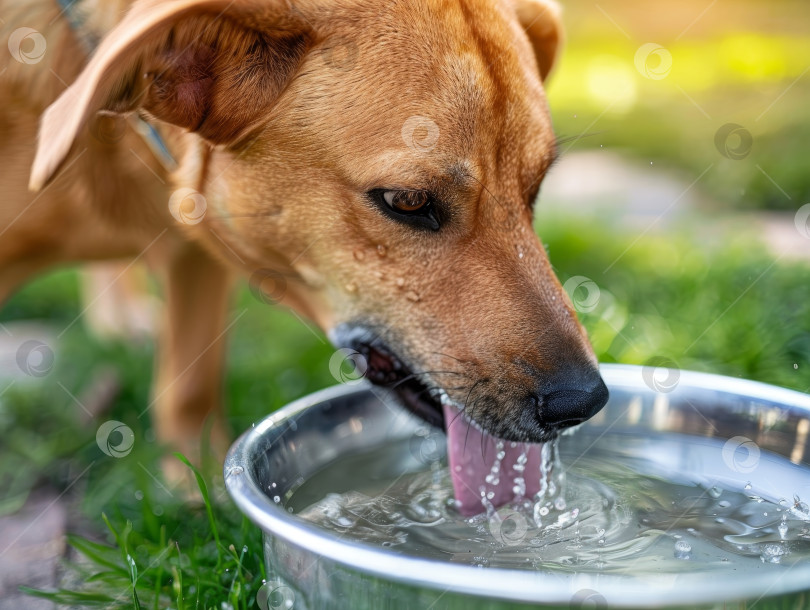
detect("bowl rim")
[224,363,810,607]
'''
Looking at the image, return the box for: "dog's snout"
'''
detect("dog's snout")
[534,367,609,429]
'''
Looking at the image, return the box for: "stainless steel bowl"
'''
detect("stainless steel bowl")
[225,364,810,609]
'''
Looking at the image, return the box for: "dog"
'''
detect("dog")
[1,0,607,473]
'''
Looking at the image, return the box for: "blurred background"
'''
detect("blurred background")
[0,0,808,607]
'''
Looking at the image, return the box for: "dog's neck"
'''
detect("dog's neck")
[59,0,178,172]
[57,0,132,51]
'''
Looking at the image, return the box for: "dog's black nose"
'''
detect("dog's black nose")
[535,366,609,428]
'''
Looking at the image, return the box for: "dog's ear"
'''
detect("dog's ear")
[30,0,313,191]
[511,0,563,81]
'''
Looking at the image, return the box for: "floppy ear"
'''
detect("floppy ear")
[29,0,313,191]
[511,0,563,81]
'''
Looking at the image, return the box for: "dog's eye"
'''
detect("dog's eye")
[367,189,441,231]
[384,190,429,212]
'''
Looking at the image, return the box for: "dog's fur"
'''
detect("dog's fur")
[1,0,605,465]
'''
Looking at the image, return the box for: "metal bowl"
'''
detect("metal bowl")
[225,364,810,609]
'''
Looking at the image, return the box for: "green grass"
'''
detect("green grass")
[0,218,808,608]
[547,0,810,210]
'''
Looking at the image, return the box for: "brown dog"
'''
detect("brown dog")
[1,0,607,468]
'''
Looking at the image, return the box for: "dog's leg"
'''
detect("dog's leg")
[80,262,156,341]
[150,242,233,479]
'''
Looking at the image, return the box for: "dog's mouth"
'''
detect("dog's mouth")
[353,340,445,429]
[335,327,551,516]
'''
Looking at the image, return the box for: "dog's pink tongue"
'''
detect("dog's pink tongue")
[442,403,544,516]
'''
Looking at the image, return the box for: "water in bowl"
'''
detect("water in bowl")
[286,424,810,575]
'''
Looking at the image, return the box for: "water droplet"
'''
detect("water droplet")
[554,497,566,511]
[273,495,281,503]
[760,543,785,564]
[795,363,799,370]
[227,466,244,478]
[718,500,731,508]
[135,490,144,500]
[744,482,752,491]
[353,249,366,261]
[779,520,789,539]
[708,486,722,499]
[377,244,387,257]
[674,540,692,559]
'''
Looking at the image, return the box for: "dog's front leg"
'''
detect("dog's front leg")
[151,241,233,480]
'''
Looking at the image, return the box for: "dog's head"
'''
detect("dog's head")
[31,0,607,442]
